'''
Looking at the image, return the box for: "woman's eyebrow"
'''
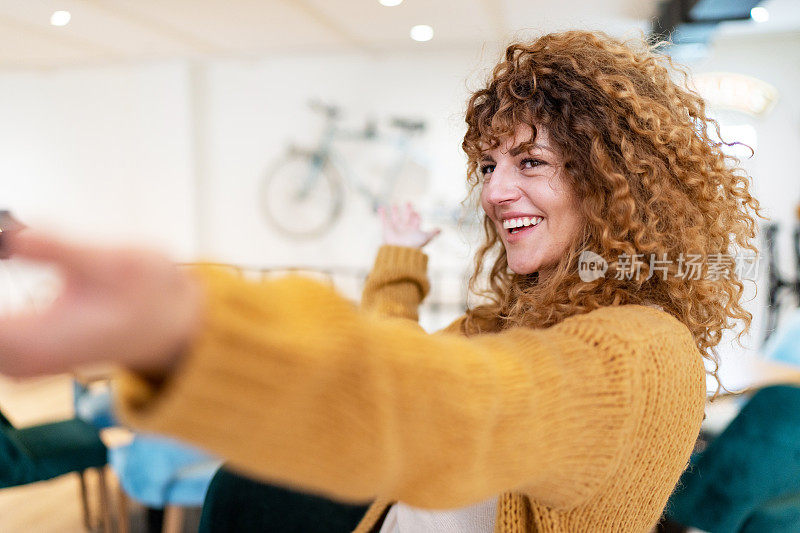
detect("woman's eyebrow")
[510,143,554,156]
[479,154,496,162]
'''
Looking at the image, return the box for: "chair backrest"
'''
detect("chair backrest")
[0,416,35,489]
[198,466,370,533]
[666,385,800,533]
[0,406,14,428]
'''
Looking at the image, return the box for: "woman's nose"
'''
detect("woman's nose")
[483,167,521,205]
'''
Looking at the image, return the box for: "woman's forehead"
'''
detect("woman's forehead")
[479,123,554,156]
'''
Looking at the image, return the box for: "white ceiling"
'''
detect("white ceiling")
[0,0,659,69]
[0,0,796,70]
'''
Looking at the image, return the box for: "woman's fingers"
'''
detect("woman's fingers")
[385,202,420,229]
[5,230,97,275]
[402,203,412,226]
[421,228,442,247]
[409,209,421,228]
[0,229,203,377]
[378,202,441,248]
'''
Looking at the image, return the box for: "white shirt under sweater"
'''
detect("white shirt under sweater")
[378,495,498,532]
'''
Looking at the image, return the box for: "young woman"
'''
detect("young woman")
[0,31,761,532]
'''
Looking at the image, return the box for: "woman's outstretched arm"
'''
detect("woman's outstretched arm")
[0,229,702,512]
[116,269,696,512]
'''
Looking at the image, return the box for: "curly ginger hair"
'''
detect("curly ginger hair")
[461,31,763,386]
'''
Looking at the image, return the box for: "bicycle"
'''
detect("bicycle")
[260,101,430,238]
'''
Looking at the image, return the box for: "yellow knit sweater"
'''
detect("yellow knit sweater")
[116,245,706,532]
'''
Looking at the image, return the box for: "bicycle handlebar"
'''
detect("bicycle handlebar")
[307,100,425,138]
[390,118,426,132]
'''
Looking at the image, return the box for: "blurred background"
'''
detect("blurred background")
[0,1,798,531]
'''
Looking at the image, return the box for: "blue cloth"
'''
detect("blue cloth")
[73,381,117,429]
[110,434,222,508]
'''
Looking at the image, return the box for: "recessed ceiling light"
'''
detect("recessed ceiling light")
[750,6,769,23]
[50,10,71,27]
[379,0,403,6]
[410,25,434,42]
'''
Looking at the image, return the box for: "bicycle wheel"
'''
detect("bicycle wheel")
[260,152,344,238]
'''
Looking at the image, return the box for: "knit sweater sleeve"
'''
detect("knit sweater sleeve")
[360,245,430,321]
[115,267,698,511]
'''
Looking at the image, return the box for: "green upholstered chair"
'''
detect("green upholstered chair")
[665,385,800,533]
[0,406,111,531]
[198,466,370,533]
[738,492,800,532]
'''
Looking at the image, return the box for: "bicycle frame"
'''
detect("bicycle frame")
[297,107,426,211]
[288,119,340,202]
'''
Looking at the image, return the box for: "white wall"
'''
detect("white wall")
[0,61,196,258]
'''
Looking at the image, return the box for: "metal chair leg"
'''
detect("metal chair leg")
[96,467,113,533]
[77,470,92,530]
[116,477,130,533]
[162,505,185,533]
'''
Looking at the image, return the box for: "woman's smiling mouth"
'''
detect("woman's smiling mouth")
[502,215,543,236]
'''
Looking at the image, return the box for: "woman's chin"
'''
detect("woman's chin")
[508,262,538,276]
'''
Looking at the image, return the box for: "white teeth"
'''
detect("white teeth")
[502,216,542,230]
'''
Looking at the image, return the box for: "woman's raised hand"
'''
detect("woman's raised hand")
[378,203,441,249]
[0,230,202,378]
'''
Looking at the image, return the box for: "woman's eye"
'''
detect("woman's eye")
[521,158,545,169]
[480,164,495,176]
